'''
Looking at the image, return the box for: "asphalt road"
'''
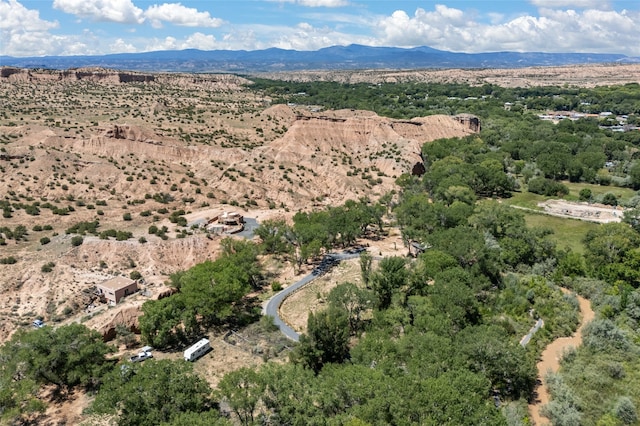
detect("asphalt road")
[236,217,259,239]
[262,250,364,342]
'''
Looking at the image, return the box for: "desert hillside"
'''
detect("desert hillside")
[0,68,477,344]
[252,63,640,87]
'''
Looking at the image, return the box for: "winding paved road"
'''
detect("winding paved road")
[262,251,364,341]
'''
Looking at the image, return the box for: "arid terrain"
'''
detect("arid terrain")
[254,63,640,87]
[1,64,637,424]
[0,67,479,345]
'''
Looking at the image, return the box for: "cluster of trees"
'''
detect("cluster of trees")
[419,136,516,199]
[139,238,262,349]
[211,214,576,424]
[250,79,640,120]
[0,324,114,421]
[255,198,386,266]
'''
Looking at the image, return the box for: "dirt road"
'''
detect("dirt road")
[528,288,595,425]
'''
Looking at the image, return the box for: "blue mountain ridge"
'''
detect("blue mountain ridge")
[1,44,637,72]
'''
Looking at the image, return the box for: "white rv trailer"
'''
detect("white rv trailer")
[184,338,210,362]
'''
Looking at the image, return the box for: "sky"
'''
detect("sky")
[1,0,639,57]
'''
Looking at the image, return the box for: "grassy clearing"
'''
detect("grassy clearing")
[563,181,637,203]
[503,190,547,210]
[505,182,637,210]
[523,212,598,254]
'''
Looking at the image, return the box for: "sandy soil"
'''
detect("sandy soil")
[528,288,595,425]
[539,200,624,223]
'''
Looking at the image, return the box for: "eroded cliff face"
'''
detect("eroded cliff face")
[0,67,156,83]
[39,108,478,205]
[0,67,252,92]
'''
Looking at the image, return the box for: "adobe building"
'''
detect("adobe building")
[207,211,245,234]
[96,276,138,305]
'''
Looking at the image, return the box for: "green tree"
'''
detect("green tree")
[628,161,640,190]
[456,325,536,398]
[584,223,640,281]
[217,367,265,425]
[254,219,291,255]
[370,256,408,310]
[0,324,113,406]
[91,360,212,426]
[160,410,231,426]
[359,251,373,287]
[327,282,373,334]
[293,307,350,373]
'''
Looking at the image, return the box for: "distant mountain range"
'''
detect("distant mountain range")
[1,44,639,72]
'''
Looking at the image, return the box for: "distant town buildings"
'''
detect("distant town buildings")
[537,110,639,132]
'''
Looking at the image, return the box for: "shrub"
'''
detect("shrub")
[602,192,618,206]
[138,236,147,244]
[130,270,142,280]
[579,188,592,202]
[100,229,117,239]
[40,237,51,245]
[70,235,84,247]
[115,231,133,241]
[41,262,55,273]
[0,256,17,264]
[583,319,630,352]
[123,212,132,221]
[614,396,638,425]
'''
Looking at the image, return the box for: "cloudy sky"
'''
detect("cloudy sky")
[1,0,639,57]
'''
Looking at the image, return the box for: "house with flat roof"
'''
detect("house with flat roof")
[96,276,138,305]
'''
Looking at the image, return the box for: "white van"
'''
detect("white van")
[184,338,211,362]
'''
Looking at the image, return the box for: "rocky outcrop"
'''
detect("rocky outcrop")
[1,67,155,84]
[454,113,481,132]
[99,306,142,342]
[0,67,22,78]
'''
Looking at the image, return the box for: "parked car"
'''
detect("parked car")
[32,319,45,328]
[129,349,153,363]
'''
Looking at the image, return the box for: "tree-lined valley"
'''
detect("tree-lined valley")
[1,65,640,425]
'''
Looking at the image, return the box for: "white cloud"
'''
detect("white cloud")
[144,32,217,51]
[215,22,372,51]
[182,32,217,49]
[110,38,137,53]
[0,0,58,31]
[297,0,349,7]
[374,5,640,56]
[269,0,349,7]
[53,0,144,24]
[1,0,60,56]
[530,0,610,9]
[144,3,223,28]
